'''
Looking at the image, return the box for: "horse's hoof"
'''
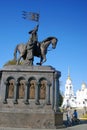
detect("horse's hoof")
[36,63,41,65]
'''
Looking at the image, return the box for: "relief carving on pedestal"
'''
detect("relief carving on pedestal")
[19,80,25,98]
[40,80,46,99]
[30,80,36,99]
[8,79,14,98]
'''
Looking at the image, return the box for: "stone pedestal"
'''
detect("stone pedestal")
[0,65,63,128]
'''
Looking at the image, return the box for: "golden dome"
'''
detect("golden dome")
[81,82,87,90]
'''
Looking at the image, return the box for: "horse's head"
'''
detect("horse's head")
[51,37,58,49]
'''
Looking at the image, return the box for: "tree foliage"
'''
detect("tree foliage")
[4,59,23,66]
[59,91,63,106]
[4,59,16,66]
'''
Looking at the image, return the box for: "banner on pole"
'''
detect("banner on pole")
[22,11,39,22]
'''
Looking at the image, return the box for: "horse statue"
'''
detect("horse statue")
[14,36,58,65]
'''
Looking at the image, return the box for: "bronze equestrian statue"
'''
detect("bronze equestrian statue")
[14,25,58,65]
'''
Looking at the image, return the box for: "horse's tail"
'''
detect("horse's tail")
[14,45,18,61]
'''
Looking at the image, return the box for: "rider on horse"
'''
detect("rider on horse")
[13,24,57,66]
[29,24,39,44]
[26,24,39,65]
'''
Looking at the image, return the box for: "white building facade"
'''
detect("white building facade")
[76,83,87,108]
[62,71,87,108]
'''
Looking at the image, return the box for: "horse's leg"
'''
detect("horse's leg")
[40,57,43,65]
[37,55,46,65]
[41,54,47,65]
[16,55,22,65]
[13,45,18,62]
[36,56,42,65]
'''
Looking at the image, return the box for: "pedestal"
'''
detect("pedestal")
[0,65,63,128]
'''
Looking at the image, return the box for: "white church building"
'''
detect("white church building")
[62,70,87,108]
[76,83,87,108]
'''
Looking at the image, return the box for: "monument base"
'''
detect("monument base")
[0,110,63,128]
[0,65,63,128]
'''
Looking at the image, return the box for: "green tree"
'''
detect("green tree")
[59,91,63,106]
[4,59,23,66]
[4,59,16,66]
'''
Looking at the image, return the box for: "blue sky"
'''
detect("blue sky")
[0,0,87,94]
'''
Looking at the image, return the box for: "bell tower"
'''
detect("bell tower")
[64,67,74,99]
[62,67,76,108]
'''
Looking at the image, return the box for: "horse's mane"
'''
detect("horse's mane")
[41,37,57,43]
